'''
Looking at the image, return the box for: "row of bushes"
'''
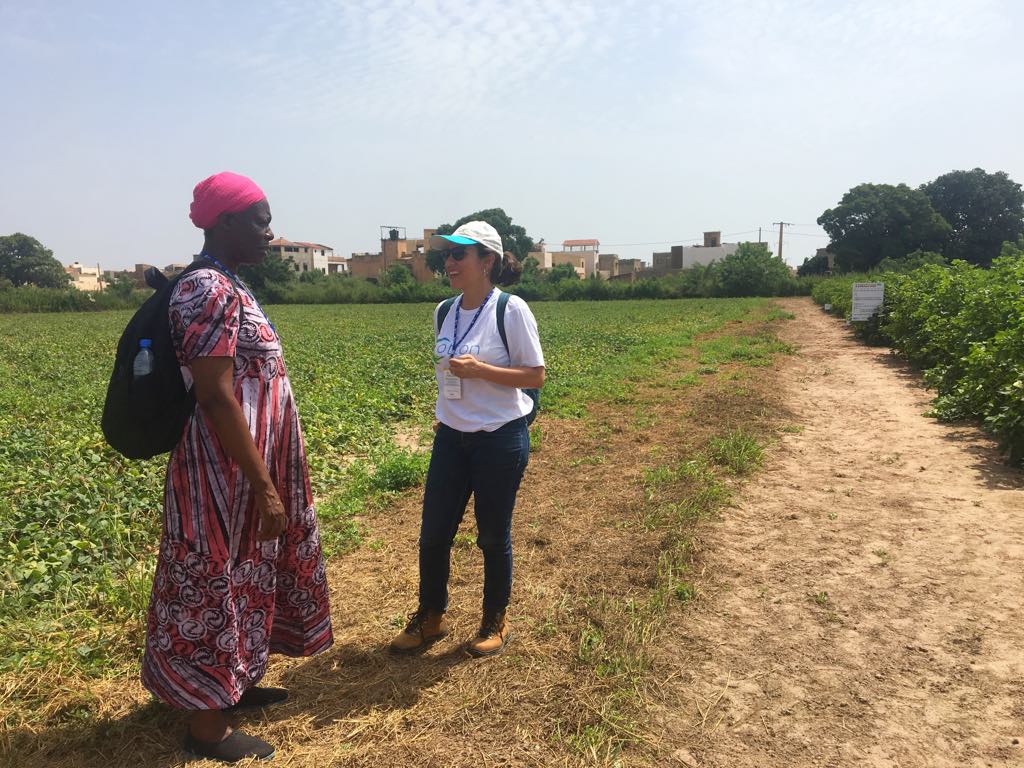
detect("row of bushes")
[265,271,813,306]
[2,266,815,314]
[811,241,1024,464]
[0,285,149,313]
[2,242,817,313]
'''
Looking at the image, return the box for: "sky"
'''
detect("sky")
[2,0,1023,270]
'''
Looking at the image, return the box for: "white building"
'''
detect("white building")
[269,238,333,274]
[65,262,104,291]
[680,242,740,268]
[528,239,601,278]
[652,232,740,270]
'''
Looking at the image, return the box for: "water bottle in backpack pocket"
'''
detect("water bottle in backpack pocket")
[133,339,155,378]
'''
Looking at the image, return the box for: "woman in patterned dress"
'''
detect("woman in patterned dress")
[141,172,333,763]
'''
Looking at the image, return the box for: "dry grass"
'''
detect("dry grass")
[3,305,792,768]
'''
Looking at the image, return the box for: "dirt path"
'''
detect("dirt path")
[653,297,1024,767]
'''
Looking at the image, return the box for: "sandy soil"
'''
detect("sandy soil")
[652,297,1024,768]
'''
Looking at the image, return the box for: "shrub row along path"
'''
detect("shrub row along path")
[652,297,1024,767]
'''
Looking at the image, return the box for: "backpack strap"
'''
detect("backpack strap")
[495,290,539,424]
[435,296,458,336]
[496,290,511,356]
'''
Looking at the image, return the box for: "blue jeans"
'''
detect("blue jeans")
[419,417,530,612]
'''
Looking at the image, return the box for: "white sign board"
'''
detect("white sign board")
[851,282,885,321]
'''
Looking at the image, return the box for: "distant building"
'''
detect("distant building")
[348,252,384,280]
[132,263,159,285]
[652,231,739,270]
[327,254,348,275]
[618,258,644,275]
[651,251,672,269]
[349,227,438,283]
[547,238,600,278]
[64,262,104,291]
[526,247,552,270]
[269,238,333,274]
[597,253,620,279]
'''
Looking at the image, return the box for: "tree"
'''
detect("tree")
[817,183,951,272]
[239,252,295,291]
[427,208,536,274]
[108,274,138,300]
[877,249,947,274]
[921,168,1024,266]
[716,242,793,297]
[543,263,580,282]
[0,233,69,288]
[520,255,541,282]
[381,263,413,287]
[298,269,328,284]
[797,250,830,277]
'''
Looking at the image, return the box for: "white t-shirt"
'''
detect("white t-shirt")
[433,290,545,432]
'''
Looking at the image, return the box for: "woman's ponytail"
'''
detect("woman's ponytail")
[490,251,523,287]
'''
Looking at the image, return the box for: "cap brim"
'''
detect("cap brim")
[429,234,478,251]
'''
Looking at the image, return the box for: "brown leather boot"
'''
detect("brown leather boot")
[467,608,512,657]
[389,606,449,654]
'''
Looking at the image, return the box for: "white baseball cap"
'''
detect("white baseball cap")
[429,220,503,258]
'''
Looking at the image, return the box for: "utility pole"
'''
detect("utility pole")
[772,221,792,261]
[758,227,762,244]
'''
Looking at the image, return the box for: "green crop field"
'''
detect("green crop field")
[0,298,773,727]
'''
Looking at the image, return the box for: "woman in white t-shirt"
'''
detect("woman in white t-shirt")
[390,221,545,658]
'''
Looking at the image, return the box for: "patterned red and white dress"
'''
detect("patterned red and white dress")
[141,268,333,710]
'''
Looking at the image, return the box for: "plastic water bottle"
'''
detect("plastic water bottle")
[133,338,155,378]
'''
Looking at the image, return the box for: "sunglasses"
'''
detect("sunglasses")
[444,246,472,261]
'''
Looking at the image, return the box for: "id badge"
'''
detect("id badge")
[443,368,462,400]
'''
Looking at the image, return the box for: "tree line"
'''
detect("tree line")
[801,168,1024,275]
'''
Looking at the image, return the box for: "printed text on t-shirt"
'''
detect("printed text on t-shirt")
[435,337,481,359]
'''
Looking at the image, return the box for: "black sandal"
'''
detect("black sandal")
[224,686,289,712]
[184,729,276,763]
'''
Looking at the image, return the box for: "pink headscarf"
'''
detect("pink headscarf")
[189,172,266,229]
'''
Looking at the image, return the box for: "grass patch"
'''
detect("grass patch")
[559,316,794,761]
[671,372,699,389]
[529,423,543,452]
[766,307,797,321]
[698,331,794,368]
[560,449,736,759]
[709,429,764,475]
[569,453,607,467]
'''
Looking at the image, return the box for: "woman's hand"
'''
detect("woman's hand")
[449,354,488,379]
[254,484,287,541]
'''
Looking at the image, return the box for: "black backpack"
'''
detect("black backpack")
[101,260,240,459]
[436,291,540,425]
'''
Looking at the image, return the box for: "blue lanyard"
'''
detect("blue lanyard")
[451,289,493,357]
[199,253,277,336]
